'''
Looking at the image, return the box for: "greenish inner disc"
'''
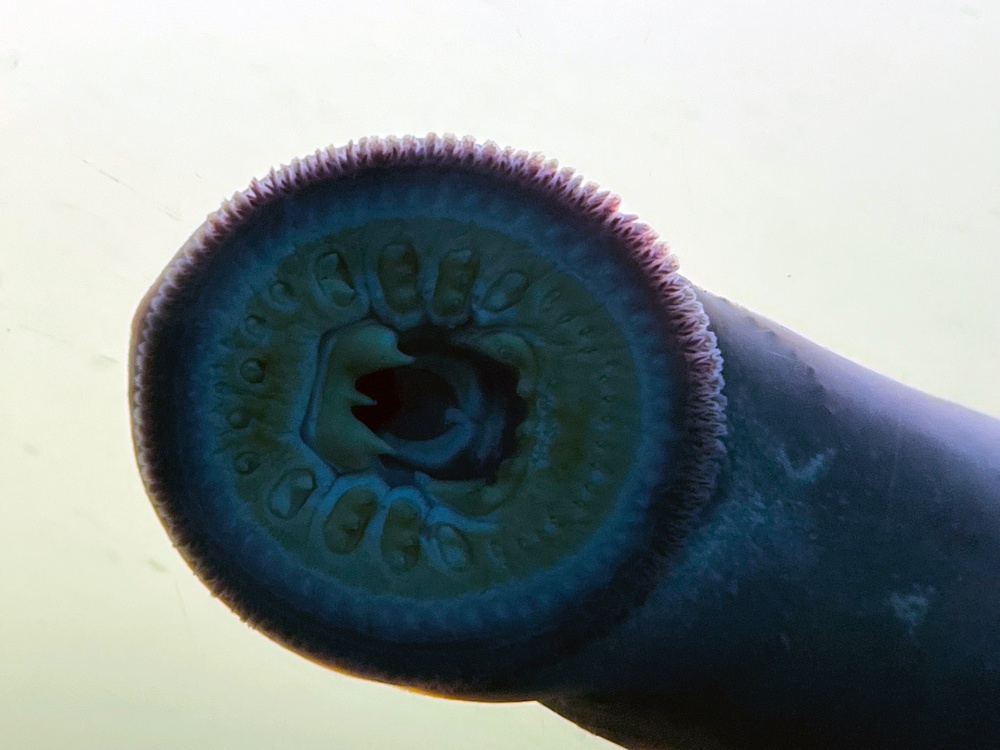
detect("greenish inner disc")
[211,218,641,599]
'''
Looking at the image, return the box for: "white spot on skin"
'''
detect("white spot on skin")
[889,585,935,636]
[776,446,835,484]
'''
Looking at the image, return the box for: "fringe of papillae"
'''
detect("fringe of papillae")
[131,134,726,527]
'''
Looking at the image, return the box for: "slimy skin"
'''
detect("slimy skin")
[130,135,1000,749]
[544,293,1000,749]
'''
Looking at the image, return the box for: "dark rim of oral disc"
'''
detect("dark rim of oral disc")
[129,134,726,697]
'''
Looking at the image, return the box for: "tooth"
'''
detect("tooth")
[313,251,356,307]
[347,391,376,407]
[380,500,423,572]
[377,242,421,314]
[309,324,412,472]
[434,524,472,572]
[340,324,415,374]
[480,270,529,313]
[322,485,378,554]
[433,247,479,320]
[266,468,316,519]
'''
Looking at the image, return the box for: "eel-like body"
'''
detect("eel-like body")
[130,135,1000,749]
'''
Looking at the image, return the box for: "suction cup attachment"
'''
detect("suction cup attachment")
[130,135,725,696]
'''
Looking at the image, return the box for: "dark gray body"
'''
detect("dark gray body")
[541,291,1000,749]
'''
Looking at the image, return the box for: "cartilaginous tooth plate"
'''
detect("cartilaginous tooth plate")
[432,247,479,322]
[312,250,356,307]
[377,242,422,314]
[130,136,724,690]
[304,323,412,473]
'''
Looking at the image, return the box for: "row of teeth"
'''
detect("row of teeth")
[220,234,602,583]
[262,242,534,332]
[227,318,545,578]
[263,469,482,574]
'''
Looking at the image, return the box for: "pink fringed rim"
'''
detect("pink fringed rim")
[130,132,726,562]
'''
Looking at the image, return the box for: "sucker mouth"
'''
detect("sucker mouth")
[129,134,726,692]
[213,215,654,597]
[351,328,527,483]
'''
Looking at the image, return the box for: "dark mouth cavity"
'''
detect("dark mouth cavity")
[353,326,527,483]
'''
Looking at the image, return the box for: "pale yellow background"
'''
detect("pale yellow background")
[1,2,998,749]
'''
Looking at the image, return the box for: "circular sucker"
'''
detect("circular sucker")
[129,134,725,696]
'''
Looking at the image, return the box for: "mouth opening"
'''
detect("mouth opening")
[352,329,527,482]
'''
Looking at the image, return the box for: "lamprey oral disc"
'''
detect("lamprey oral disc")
[132,135,1000,749]
[130,135,725,695]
